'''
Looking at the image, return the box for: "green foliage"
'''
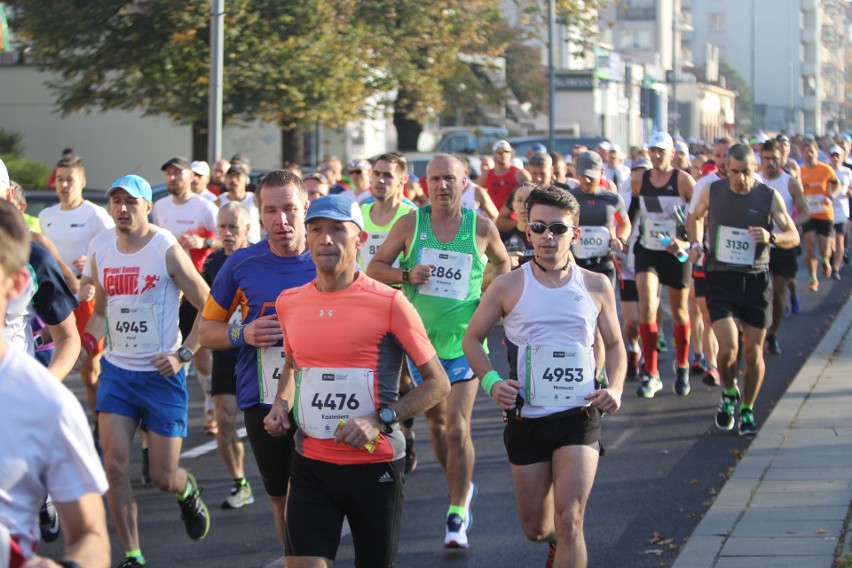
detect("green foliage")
[719,62,753,129]
[4,154,51,189]
[505,40,548,115]
[0,129,25,156]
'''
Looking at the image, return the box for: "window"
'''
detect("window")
[618,29,653,51]
[708,13,726,32]
[617,0,656,21]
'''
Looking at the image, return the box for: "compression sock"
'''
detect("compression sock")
[740,402,753,413]
[673,323,691,368]
[724,387,740,398]
[126,550,145,565]
[639,322,659,376]
[178,477,193,501]
[448,505,465,520]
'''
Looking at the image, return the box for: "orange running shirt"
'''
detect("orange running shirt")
[800,162,837,221]
[275,273,435,465]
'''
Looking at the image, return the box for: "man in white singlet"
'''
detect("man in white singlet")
[463,185,625,568]
[81,175,212,567]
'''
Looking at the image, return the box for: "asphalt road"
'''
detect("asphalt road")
[39,267,850,568]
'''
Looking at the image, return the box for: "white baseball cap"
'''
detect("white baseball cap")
[829,145,843,156]
[0,157,8,192]
[492,140,512,153]
[190,160,210,177]
[647,132,674,151]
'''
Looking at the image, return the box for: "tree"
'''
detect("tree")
[9,0,379,159]
[719,62,753,133]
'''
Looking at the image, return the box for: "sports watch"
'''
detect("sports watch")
[377,405,397,433]
[178,347,194,363]
[402,270,411,283]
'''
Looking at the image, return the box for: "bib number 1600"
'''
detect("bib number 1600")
[310,393,360,411]
[543,367,585,382]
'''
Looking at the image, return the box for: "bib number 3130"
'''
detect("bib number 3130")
[524,345,594,408]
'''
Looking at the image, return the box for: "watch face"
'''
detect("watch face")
[379,407,395,424]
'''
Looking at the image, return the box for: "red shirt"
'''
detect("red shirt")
[485,166,524,210]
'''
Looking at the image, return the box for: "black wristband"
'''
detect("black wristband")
[58,561,83,568]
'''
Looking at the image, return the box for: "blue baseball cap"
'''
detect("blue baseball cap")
[531,143,548,153]
[107,174,153,202]
[304,194,364,230]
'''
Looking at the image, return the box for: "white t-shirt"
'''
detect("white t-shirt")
[832,166,851,224]
[0,348,108,558]
[199,188,218,203]
[152,194,218,243]
[338,188,373,204]
[218,192,261,244]
[38,200,114,276]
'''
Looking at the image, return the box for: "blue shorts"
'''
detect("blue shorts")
[407,354,475,386]
[96,358,188,438]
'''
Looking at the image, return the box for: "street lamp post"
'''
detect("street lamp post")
[208,0,224,163]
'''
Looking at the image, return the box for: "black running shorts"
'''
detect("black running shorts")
[634,243,692,289]
[705,270,772,329]
[211,349,238,396]
[803,218,833,237]
[769,247,798,280]
[243,405,296,497]
[285,454,404,567]
[504,406,602,466]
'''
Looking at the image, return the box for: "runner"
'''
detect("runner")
[152,156,220,436]
[304,172,330,202]
[761,140,809,355]
[799,138,840,291]
[463,185,626,568]
[368,154,511,549]
[687,144,800,436]
[828,145,851,278]
[340,159,373,204]
[629,132,696,398]
[775,134,801,180]
[500,182,536,270]
[0,197,110,568]
[190,161,218,203]
[201,202,255,510]
[262,194,450,567]
[218,163,262,244]
[484,140,531,210]
[81,174,212,567]
[38,154,114,414]
[199,169,316,547]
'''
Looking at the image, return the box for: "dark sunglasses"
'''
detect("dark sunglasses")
[349,169,363,175]
[528,222,574,235]
[305,173,329,183]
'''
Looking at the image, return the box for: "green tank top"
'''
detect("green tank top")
[359,201,416,269]
[400,206,486,359]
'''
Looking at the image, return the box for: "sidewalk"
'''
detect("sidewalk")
[674,296,852,568]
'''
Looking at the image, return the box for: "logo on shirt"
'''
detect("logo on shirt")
[140,274,160,293]
[319,309,334,317]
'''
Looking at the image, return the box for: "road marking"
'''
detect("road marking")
[264,521,351,568]
[180,427,247,459]
[607,424,637,450]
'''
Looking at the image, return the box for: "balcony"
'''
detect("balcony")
[801,0,817,12]
[802,27,817,44]
[803,94,817,112]
[802,61,817,76]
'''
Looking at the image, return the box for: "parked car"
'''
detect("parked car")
[418,126,509,155]
[506,136,607,161]
[20,188,110,218]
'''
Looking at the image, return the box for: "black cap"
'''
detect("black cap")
[227,163,248,176]
[230,153,251,167]
[161,157,192,171]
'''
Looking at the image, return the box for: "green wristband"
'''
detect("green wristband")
[480,370,504,397]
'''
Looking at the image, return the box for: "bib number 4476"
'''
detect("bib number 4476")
[310,392,360,411]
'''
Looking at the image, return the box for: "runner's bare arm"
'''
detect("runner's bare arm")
[48,492,110,568]
[686,189,710,264]
[678,169,696,205]
[479,217,511,278]
[584,272,625,414]
[264,353,296,437]
[494,202,517,233]
[368,212,429,285]
[788,177,810,226]
[630,169,643,197]
[474,185,499,221]
[768,191,801,250]
[46,314,80,381]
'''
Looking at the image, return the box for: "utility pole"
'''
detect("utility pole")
[208,0,224,163]
[548,0,556,152]
[672,9,678,136]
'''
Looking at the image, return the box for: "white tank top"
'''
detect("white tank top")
[503,261,600,418]
[763,172,792,236]
[461,180,478,210]
[93,230,182,372]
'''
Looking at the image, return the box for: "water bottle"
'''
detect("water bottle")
[660,235,689,263]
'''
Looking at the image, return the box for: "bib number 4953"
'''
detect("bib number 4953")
[542,367,585,382]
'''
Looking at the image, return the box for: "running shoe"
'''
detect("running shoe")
[39,497,60,543]
[821,261,832,279]
[690,354,708,374]
[178,473,210,541]
[462,482,478,533]
[766,335,781,355]
[625,350,641,381]
[117,558,146,568]
[657,334,668,353]
[831,271,841,281]
[790,292,801,314]
[222,481,254,510]
[739,409,759,436]
[203,409,218,436]
[444,513,468,549]
[545,542,557,568]
[674,366,690,396]
[702,368,720,387]
[715,390,740,431]
[808,280,819,292]
[636,371,662,398]
[404,437,417,474]
[141,447,151,485]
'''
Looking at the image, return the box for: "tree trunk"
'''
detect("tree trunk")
[394,91,423,152]
[281,125,302,166]
[192,121,209,162]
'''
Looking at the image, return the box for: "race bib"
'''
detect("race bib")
[573,226,611,259]
[296,367,375,439]
[107,303,159,354]
[643,219,677,251]
[257,346,285,406]
[418,247,472,301]
[524,345,595,408]
[806,194,826,214]
[715,225,756,266]
[361,232,397,269]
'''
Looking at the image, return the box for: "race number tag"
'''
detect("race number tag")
[524,345,595,408]
[257,346,285,406]
[360,232,397,269]
[805,194,826,214]
[573,226,611,259]
[418,247,472,301]
[107,303,159,354]
[643,219,677,251]
[296,367,375,439]
[715,225,755,266]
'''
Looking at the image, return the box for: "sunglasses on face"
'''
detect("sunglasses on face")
[349,170,363,175]
[528,222,574,235]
